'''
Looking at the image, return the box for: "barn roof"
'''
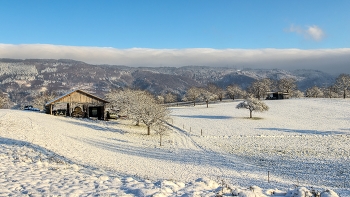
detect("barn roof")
[266,91,289,95]
[45,89,109,106]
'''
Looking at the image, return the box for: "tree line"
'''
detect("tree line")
[1,73,350,111]
[156,73,350,107]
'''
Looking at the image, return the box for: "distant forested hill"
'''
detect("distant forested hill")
[0,58,335,106]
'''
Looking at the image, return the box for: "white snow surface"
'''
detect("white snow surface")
[0,98,347,196]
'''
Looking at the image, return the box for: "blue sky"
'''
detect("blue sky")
[0,1,350,74]
[1,0,349,49]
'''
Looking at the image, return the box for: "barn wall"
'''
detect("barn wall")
[58,92,105,105]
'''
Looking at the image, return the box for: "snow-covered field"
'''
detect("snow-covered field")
[0,98,348,196]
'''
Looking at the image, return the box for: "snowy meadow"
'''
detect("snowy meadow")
[0,98,348,196]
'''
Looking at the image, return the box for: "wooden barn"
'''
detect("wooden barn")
[45,90,109,120]
[266,91,290,100]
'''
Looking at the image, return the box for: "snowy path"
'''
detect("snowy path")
[167,121,272,186]
[166,122,202,150]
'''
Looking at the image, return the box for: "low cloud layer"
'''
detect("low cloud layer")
[1,44,350,75]
[286,24,325,41]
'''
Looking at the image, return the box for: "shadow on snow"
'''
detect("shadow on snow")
[0,137,76,165]
[173,115,233,120]
[63,119,126,134]
[257,128,349,135]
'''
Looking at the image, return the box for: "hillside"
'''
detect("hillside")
[0,58,336,106]
[0,98,346,196]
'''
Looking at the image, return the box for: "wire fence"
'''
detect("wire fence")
[172,123,350,190]
[162,98,241,107]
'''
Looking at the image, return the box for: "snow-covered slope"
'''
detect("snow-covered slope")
[0,98,347,196]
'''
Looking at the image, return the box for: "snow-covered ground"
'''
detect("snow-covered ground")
[0,98,347,196]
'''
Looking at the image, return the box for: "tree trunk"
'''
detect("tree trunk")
[193,100,196,106]
[147,126,150,135]
[160,135,162,146]
[206,100,208,108]
[219,97,222,101]
[250,110,252,118]
[232,95,235,100]
[344,90,346,99]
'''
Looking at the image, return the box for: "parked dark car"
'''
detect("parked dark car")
[24,105,40,111]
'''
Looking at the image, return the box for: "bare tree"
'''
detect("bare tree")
[277,78,297,93]
[32,91,58,111]
[226,84,246,100]
[248,78,273,100]
[305,86,323,98]
[183,87,202,106]
[207,83,226,101]
[154,124,169,146]
[335,74,350,99]
[236,97,269,118]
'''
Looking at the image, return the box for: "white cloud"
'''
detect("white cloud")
[0,44,349,75]
[306,25,325,41]
[286,24,325,41]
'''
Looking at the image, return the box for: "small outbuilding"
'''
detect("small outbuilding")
[266,91,289,100]
[45,90,109,120]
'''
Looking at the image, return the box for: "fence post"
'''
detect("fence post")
[201,129,203,136]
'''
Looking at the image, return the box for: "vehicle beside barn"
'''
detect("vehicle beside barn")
[45,90,109,120]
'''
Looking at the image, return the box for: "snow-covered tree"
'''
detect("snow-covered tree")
[290,90,304,98]
[248,78,273,100]
[156,95,165,104]
[200,88,218,108]
[322,85,339,98]
[305,86,323,98]
[226,84,246,100]
[32,91,58,111]
[106,88,131,115]
[183,87,202,106]
[277,78,297,93]
[207,83,226,101]
[0,93,11,109]
[335,74,350,99]
[236,97,269,118]
[106,88,169,135]
[106,89,150,126]
[164,92,177,103]
[139,98,170,135]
